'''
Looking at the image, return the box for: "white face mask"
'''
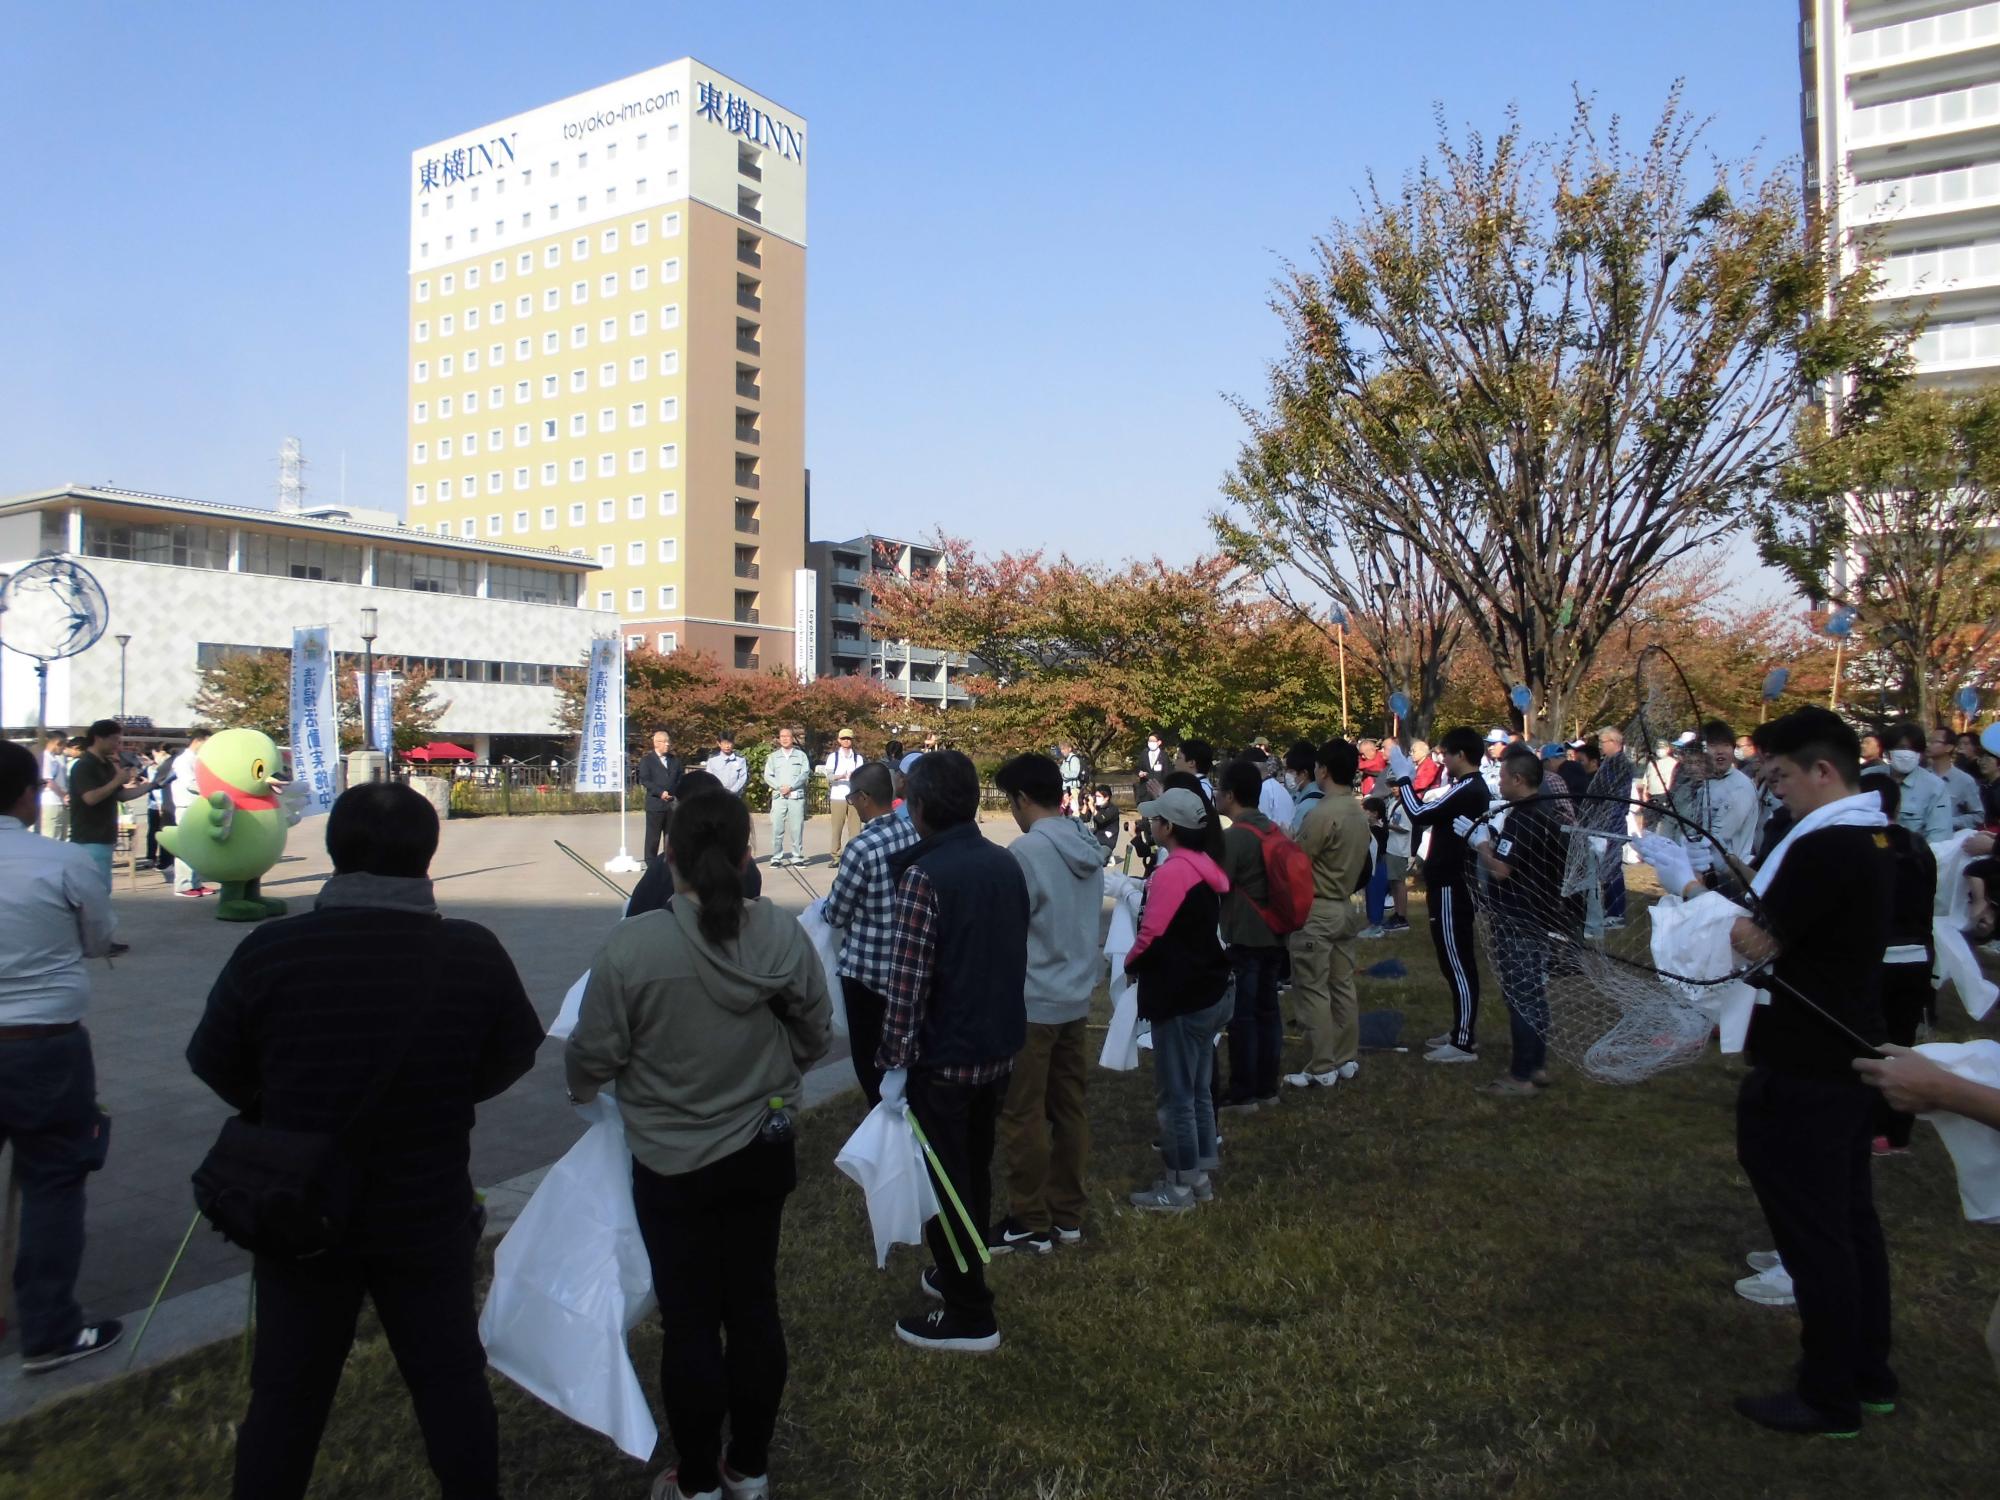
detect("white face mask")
[1889,748,1922,775]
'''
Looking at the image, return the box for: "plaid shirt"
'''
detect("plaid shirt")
[876,863,1014,1085]
[822,810,920,992]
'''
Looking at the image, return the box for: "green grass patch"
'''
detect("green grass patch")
[4,918,1995,1498]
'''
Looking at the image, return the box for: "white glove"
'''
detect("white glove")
[1451,815,1474,839]
[1467,822,1494,850]
[878,1067,907,1109]
[1636,834,1694,894]
[1386,745,1417,782]
[276,778,312,828]
[1686,838,1715,874]
[1588,836,1608,857]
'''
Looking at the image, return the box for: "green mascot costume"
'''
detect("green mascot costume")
[156,728,305,922]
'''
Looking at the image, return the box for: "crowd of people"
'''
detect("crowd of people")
[3,697,1998,1497]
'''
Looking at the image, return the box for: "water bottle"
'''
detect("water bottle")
[758,1095,794,1146]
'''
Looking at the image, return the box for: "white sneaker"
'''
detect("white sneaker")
[1361,925,1386,939]
[1425,1031,1452,1049]
[1336,1060,1359,1080]
[721,1463,771,1500]
[1424,1043,1479,1064]
[1734,1265,1796,1307]
[652,1471,723,1500]
[1745,1250,1782,1274]
[1283,1069,1341,1088]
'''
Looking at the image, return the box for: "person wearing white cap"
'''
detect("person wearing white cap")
[821,729,865,861]
[1479,728,1509,794]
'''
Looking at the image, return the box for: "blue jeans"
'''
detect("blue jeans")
[1224,946,1283,1102]
[1493,923,1550,1081]
[1150,994,1231,1174]
[1365,851,1390,925]
[1601,864,1627,922]
[0,1028,101,1353]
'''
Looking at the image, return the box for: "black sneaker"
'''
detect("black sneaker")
[1382,915,1410,932]
[106,942,130,958]
[895,1306,1000,1353]
[1732,1391,1859,1438]
[986,1217,1052,1255]
[1050,1223,1084,1246]
[22,1320,124,1376]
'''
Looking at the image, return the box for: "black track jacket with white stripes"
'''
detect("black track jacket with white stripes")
[1394,774,1491,889]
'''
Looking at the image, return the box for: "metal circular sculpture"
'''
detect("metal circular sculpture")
[0,556,110,661]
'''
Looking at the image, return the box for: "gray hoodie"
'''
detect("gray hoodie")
[1009,815,1108,1024]
[566,895,832,1176]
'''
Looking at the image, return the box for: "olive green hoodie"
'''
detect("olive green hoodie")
[566,894,833,1177]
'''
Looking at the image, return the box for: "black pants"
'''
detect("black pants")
[1736,1068,1894,1425]
[1876,964,1931,1149]
[235,1215,495,1500]
[1428,882,1480,1049]
[844,980,888,1106]
[907,1069,1004,1328]
[643,803,673,863]
[632,1138,794,1494]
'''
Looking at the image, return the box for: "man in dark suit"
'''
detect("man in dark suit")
[637,729,684,864]
[1141,733,1171,784]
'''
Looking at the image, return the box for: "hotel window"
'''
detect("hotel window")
[513,467,529,490]
[661,350,679,375]
[544,244,560,267]
[518,252,532,273]
[413,483,427,506]
[416,320,430,341]
[659,396,678,422]
[463,432,478,454]
[487,470,501,492]
[573,236,588,259]
[599,498,616,521]
[517,295,531,317]
[437,437,452,459]
[577,152,588,168]
[417,279,431,301]
[571,280,588,305]
[571,323,588,347]
[544,287,560,311]
[570,368,587,392]
[543,374,558,396]
[415,401,428,422]
[486,513,502,535]
[540,506,556,529]
[570,502,586,524]
[635,178,647,195]
[599,362,617,387]
[492,258,505,281]
[513,510,529,533]
[631,311,648,336]
[629,402,646,426]
[658,631,676,652]
[659,586,677,608]
[605,187,617,206]
[489,343,503,366]
[663,211,680,236]
[658,538,678,563]
[601,272,618,296]
[659,443,678,468]
[464,349,479,371]
[464,307,479,330]
[635,221,651,245]
[627,541,645,565]
[628,494,646,519]
[239,532,364,584]
[440,396,454,417]
[462,473,478,497]
[466,266,480,288]
[442,273,455,294]
[439,355,454,376]
[597,544,615,566]
[462,519,477,537]
[568,413,586,438]
[420,242,429,258]
[661,304,680,329]
[543,331,559,353]
[661,258,681,282]
[603,227,619,250]
[491,301,504,324]
[545,418,560,440]
[633,265,650,291]
[414,442,429,463]
[600,318,616,342]
[598,591,613,610]
[415,360,430,382]
[630,355,648,380]
[577,195,588,213]
[628,448,647,473]
[658,491,678,515]
[598,453,617,477]
[541,462,557,484]
[440,314,454,336]
[570,458,587,480]
[628,589,644,611]
[598,407,615,432]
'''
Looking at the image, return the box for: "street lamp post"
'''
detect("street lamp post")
[115,633,131,721]
[360,608,379,753]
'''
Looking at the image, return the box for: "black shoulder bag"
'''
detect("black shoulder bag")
[193,946,443,1260]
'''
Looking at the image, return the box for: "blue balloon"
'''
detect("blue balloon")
[1826,607,1855,639]
[1984,723,2000,757]
[1326,603,1350,626]
[1509,684,1532,712]
[1762,667,1790,700]
[1389,691,1412,719]
[1957,686,1980,714]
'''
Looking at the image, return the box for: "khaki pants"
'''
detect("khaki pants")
[1287,898,1363,1075]
[828,797,859,857]
[998,1018,1090,1233]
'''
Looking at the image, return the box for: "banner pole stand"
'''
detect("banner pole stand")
[598,633,642,874]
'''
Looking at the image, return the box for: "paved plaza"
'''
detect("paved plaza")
[0,802,1001,1415]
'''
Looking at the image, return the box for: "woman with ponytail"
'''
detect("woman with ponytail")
[567,789,832,1500]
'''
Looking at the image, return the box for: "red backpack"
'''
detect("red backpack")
[1243,821,1314,935]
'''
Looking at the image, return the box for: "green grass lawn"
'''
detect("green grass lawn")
[4,909,1996,1499]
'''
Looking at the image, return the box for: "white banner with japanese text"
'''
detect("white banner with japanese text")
[574,637,625,794]
[288,626,340,818]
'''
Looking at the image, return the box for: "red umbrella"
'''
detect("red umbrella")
[407,741,476,762]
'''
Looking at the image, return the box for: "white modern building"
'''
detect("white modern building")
[0,485,614,757]
[1803,1,2000,384]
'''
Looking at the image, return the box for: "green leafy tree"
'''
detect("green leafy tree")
[1219,88,1906,740]
[1759,384,2000,725]
[189,649,447,750]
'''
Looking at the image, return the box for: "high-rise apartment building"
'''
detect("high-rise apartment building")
[805,535,974,705]
[1802,1,2000,385]
[406,59,805,670]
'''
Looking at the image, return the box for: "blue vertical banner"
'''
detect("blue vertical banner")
[371,670,397,760]
[574,636,625,794]
[288,626,340,818]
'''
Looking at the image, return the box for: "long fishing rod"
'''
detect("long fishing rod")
[554,839,633,902]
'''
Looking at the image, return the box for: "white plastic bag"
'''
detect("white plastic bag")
[1646,891,1759,1053]
[1098,874,1146,1070]
[834,1100,940,1267]
[1913,1040,2000,1223]
[796,899,850,1037]
[548,970,589,1041]
[479,1096,658,1461]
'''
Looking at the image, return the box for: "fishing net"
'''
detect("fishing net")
[1623,643,1703,833]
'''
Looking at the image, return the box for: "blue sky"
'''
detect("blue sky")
[0,1,1801,573]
